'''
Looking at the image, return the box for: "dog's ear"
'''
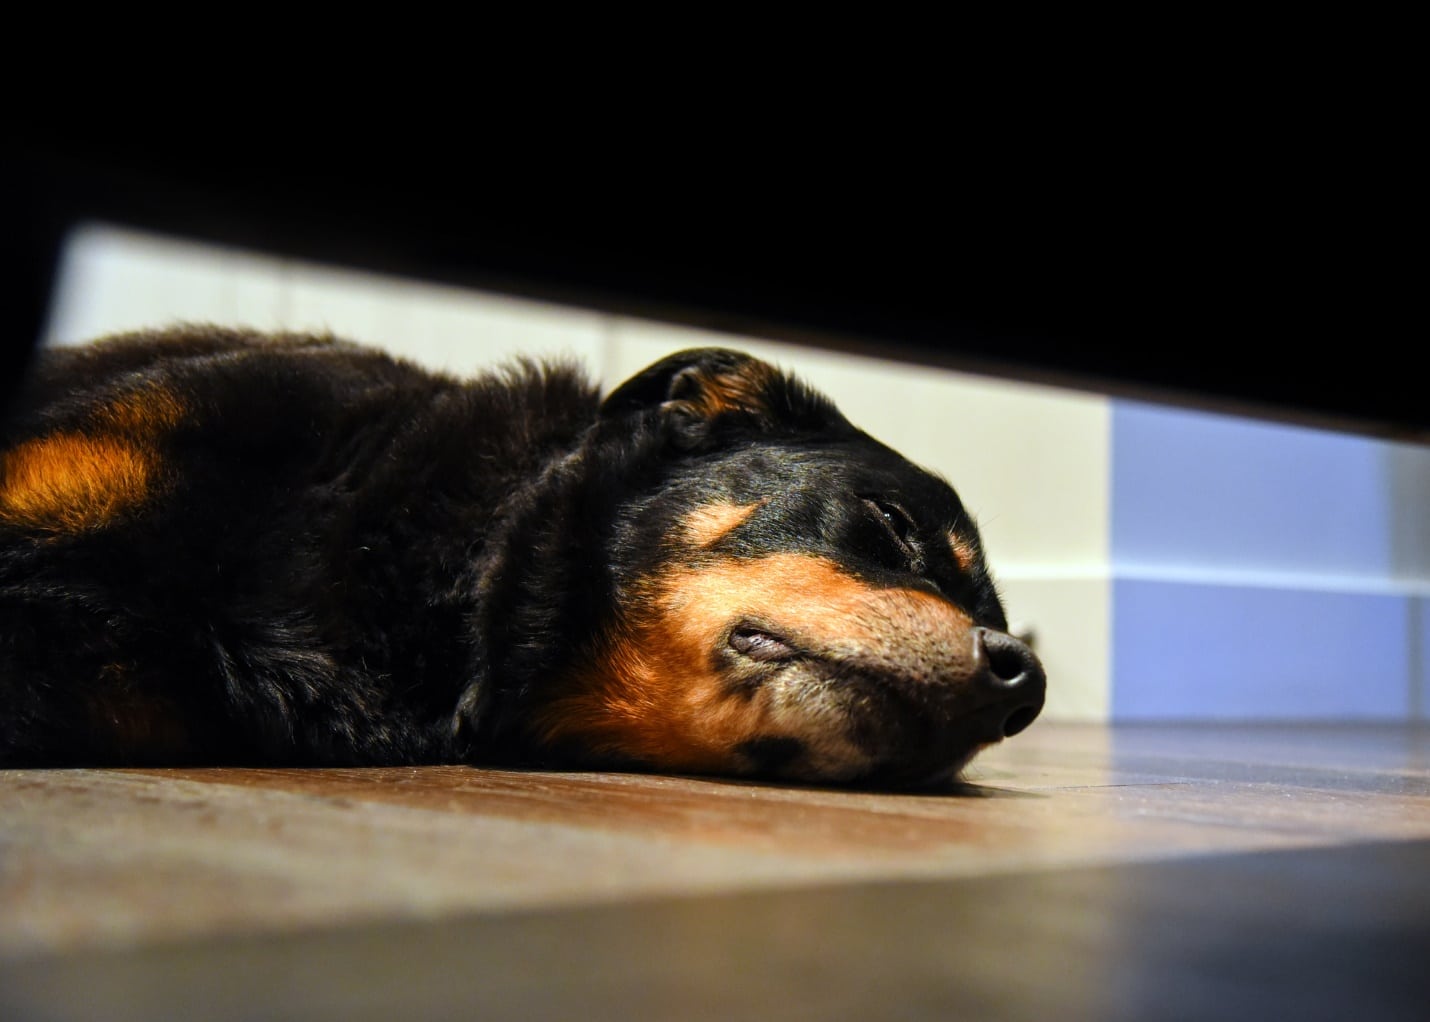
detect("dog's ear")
[600,348,775,420]
[601,348,847,445]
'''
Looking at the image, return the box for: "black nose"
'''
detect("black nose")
[970,627,1046,739]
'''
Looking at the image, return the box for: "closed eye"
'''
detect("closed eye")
[729,626,801,663]
[860,497,924,571]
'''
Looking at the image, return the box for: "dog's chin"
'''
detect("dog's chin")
[758,728,990,791]
[733,674,1003,790]
[823,690,999,790]
[850,744,988,791]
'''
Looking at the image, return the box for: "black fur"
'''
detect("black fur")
[0,329,1043,784]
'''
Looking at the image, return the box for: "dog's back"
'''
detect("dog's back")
[1,328,598,766]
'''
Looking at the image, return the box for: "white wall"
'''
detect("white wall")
[43,223,1112,721]
[46,224,609,375]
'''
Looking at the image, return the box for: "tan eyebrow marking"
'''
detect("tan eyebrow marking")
[949,532,979,572]
[680,501,762,548]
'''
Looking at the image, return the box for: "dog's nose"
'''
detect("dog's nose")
[969,627,1046,739]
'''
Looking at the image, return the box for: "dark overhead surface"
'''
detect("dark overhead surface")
[14,138,1417,440]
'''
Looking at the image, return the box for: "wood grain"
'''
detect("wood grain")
[2,723,1427,960]
[5,840,1427,1022]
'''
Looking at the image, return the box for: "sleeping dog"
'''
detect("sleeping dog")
[0,329,1044,786]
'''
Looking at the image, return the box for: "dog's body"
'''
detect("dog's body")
[0,329,1043,786]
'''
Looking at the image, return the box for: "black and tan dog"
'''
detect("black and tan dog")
[0,329,1044,786]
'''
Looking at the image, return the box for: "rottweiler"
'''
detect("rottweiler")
[0,328,1044,786]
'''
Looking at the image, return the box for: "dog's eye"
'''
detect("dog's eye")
[729,627,799,663]
[862,498,919,560]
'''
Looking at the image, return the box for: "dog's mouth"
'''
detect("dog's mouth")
[726,620,1046,787]
[534,563,1044,789]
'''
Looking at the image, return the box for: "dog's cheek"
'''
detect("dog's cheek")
[757,668,873,781]
[527,635,776,776]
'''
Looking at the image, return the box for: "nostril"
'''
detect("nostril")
[969,628,1047,740]
[1001,704,1040,737]
[987,643,1028,684]
[975,627,1044,689]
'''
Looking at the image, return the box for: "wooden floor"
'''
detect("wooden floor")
[2,723,1428,1020]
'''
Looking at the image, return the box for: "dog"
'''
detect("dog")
[0,328,1044,786]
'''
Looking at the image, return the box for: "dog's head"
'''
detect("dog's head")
[523,348,1045,788]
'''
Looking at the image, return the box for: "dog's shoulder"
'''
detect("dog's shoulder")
[4,329,399,535]
[2,326,607,544]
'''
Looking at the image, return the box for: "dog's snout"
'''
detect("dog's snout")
[972,627,1046,738]
[978,627,1043,690]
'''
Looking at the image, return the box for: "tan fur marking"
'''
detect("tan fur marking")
[949,532,979,572]
[0,384,183,535]
[97,384,186,434]
[680,501,761,548]
[539,630,767,772]
[0,433,154,533]
[535,554,973,773]
[655,556,971,657]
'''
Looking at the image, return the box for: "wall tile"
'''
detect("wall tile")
[1112,401,1410,581]
[1417,597,1429,720]
[1112,579,1411,720]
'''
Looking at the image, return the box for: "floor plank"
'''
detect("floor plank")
[3,723,1427,963]
[3,840,1427,1022]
